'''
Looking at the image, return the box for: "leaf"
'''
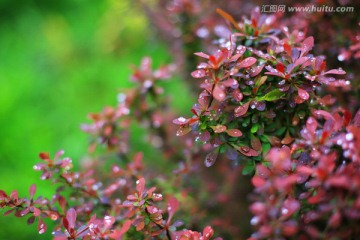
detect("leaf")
[213,84,226,101]
[226,129,243,137]
[297,87,309,100]
[39,152,50,160]
[204,149,219,167]
[238,145,258,157]
[216,8,242,31]
[234,102,250,117]
[194,52,209,59]
[176,125,192,136]
[250,136,262,151]
[324,68,346,75]
[29,184,36,199]
[167,197,179,220]
[38,218,47,234]
[237,57,257,68]
[202,226,214,239]
[276,63,285,73]
[136,178,145,194]
[27,216,36,225]
[301,36,314,56]
[66,208,77,230]
[211,125,227,133]
[191,69,206,78]
[257,89,285,102]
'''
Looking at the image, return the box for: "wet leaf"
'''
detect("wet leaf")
[66,208,77,230]
[324,68,346,75]
[301,36,314,56]
[38,218,47,234]
[136,178,145,194]
[234,102,250,117]
[226,129,243,137]
[213,84,226,101]
[211,125,227,133]
[297,87,309,100]
[204,149,219,167]
[237,57,257,68]
[176,125,192,136]
[191,69,206,78]
[257,89,285,101]
[238,146,258,157]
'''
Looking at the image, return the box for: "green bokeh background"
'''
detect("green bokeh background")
[0,1,192,238]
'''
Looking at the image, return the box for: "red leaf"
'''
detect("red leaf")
[301,36,314,56]
[29,184,36,199]
[33,207,41,217]
[213,84,226,101]
[109,220,132,239]
[194,52,209,59]
[237,57,257,68]
[204,150,219,167]
[216,8,242,31]
[238,146,258,157]
[250,136,262,151]
[176,125,192,136]
[66,208,77,230]
[136,178,145,194]
[313,110,335,121]
[234,102,250,117]
[202,226,214,239]
[191,69,206,78]
[276,63,285,73]
[39,152,50,160]
[297,87,309,100]
[38,218,47,234]
[211,125,227,133]
[284,42,292,56]
[226,129,243,137]
[324,68,346,75]
[252,176,266,187]
[167,197,179,219]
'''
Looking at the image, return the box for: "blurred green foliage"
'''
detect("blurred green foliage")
[0,0,193,238]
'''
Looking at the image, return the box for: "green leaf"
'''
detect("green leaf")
[256,89,285,102]
[242,160,255,175]
[251,124,259,133]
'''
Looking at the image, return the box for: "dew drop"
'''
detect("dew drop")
[281,208,289,215]
[143,80,152,88]
[345,133,354,141]
[104,216,112,225]
[250,216,260,225]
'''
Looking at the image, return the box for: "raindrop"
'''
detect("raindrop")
[345,133,354,141]
[278,80,286,85]
[256,102,266,111]
[281,208,289,215]
[250,216,260,225]
[143,80,152,88]
[104,216,112,225]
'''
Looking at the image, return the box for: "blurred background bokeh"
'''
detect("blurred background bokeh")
[0,0,178,238]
